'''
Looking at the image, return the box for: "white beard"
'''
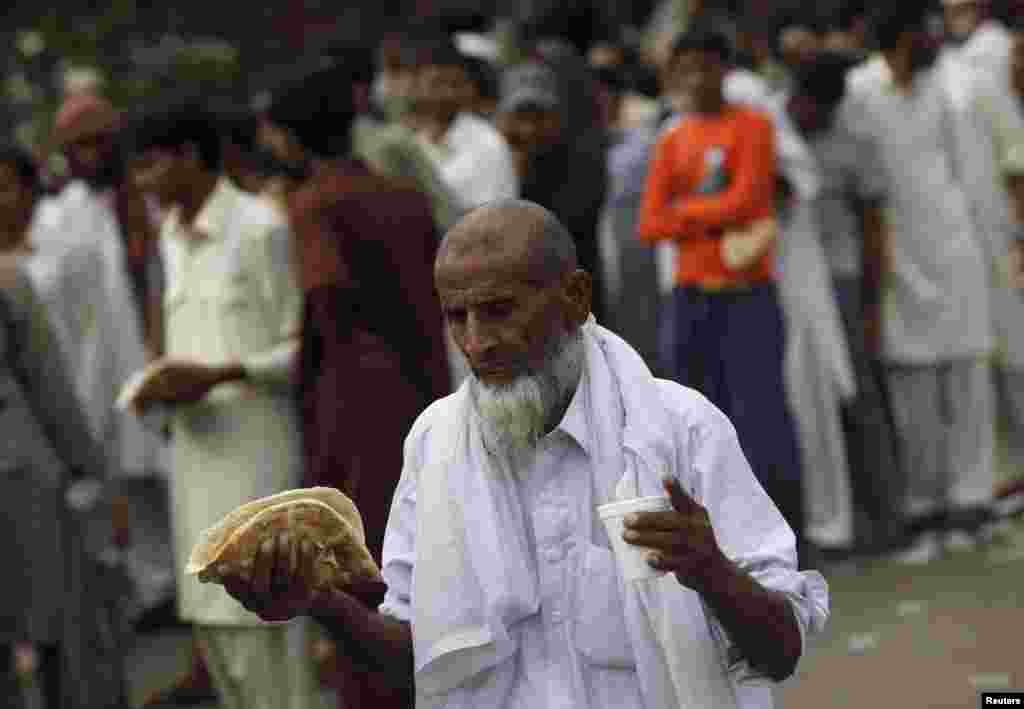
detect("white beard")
[468,327,585,478]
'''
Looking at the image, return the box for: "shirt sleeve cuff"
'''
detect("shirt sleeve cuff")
[709,568,830,686]
[378,599,412,623]
[240,339,299,388]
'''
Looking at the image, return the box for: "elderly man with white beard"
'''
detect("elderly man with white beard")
[218,200,829,709]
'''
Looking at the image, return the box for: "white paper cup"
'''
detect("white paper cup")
[598,495,673,583]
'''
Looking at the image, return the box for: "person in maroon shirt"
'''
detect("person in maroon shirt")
[258,65,451,709]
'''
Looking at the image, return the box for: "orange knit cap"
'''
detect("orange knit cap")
[52,93,121,148]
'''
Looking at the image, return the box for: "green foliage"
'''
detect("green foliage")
[7,4,241,152]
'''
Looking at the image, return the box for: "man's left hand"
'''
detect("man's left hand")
[622,477,728,591]
[133,360,241,408]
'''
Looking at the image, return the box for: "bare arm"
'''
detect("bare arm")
[313,590,415,688]
[697,557,802,682]
[860,200,889,353]
[220,532,414,689]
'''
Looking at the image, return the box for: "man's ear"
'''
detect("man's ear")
[562,268,593,326]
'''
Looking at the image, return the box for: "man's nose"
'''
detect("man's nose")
[462,314,498,359]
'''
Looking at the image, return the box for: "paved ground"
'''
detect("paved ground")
[107,517,1023,709]
[778,517,1024,709]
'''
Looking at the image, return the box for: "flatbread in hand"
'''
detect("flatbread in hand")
[186,487,381,591]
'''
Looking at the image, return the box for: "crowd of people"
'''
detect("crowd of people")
[1,0,1023,707]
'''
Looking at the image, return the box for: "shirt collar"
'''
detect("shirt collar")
[548,365,594,457]
[167,177,236,242]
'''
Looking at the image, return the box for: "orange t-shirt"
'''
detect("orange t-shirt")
[637,104,776,288]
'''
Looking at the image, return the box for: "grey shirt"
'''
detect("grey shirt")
[847,58,992,363]
[809,100,889,279]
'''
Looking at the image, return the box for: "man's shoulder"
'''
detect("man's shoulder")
[456,113,511,155]
[653,377,735,439]
[407,390,463,443]
[846,55,890,97]
[399,390,465,472]
[231,185,287,236]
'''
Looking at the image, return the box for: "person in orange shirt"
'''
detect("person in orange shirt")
[638,24,807,561]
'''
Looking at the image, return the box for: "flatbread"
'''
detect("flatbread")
[186,487,381,591]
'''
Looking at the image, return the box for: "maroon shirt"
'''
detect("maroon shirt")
[288,161,450,709]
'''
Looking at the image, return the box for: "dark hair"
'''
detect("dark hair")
[794,51,856,109]
[266,67,355,159]
[216,108,260,153]
[416,35,473,72]
[669,23,734,64]
[323,41,377,85]
[130,102,223,170]
[871,2,931,50]
[463,55,499,100]
[1006,8,1024,31]
[425,9,491,35]
[830,0,871,32]
[0,143,42,196]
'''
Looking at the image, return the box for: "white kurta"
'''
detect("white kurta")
[160,178,302,626]
[940,51,1024,370]
[32,183,167,478]
[418,112,519,211]
[724,71,858,548]
[847,59,993,363]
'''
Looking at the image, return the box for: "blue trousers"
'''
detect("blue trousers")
[671,284,806,541]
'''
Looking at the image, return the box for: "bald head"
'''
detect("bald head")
[437,200,578,284]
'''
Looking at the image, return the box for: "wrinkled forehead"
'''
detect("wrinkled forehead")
[435,248,543,298]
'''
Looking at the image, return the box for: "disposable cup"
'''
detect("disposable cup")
[598,495,673,583]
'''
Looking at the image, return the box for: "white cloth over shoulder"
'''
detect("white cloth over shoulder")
[387,317,829,709]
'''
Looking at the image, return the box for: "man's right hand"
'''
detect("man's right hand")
[220,532,325,622]
[220,532,385,623]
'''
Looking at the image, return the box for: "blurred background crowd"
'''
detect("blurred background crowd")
[1,0,1024,707]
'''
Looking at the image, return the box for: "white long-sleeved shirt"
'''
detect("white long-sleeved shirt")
[847,58,993,363]
[418,113,519,211]
[380,371,824,708]
[160,177,302,625]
